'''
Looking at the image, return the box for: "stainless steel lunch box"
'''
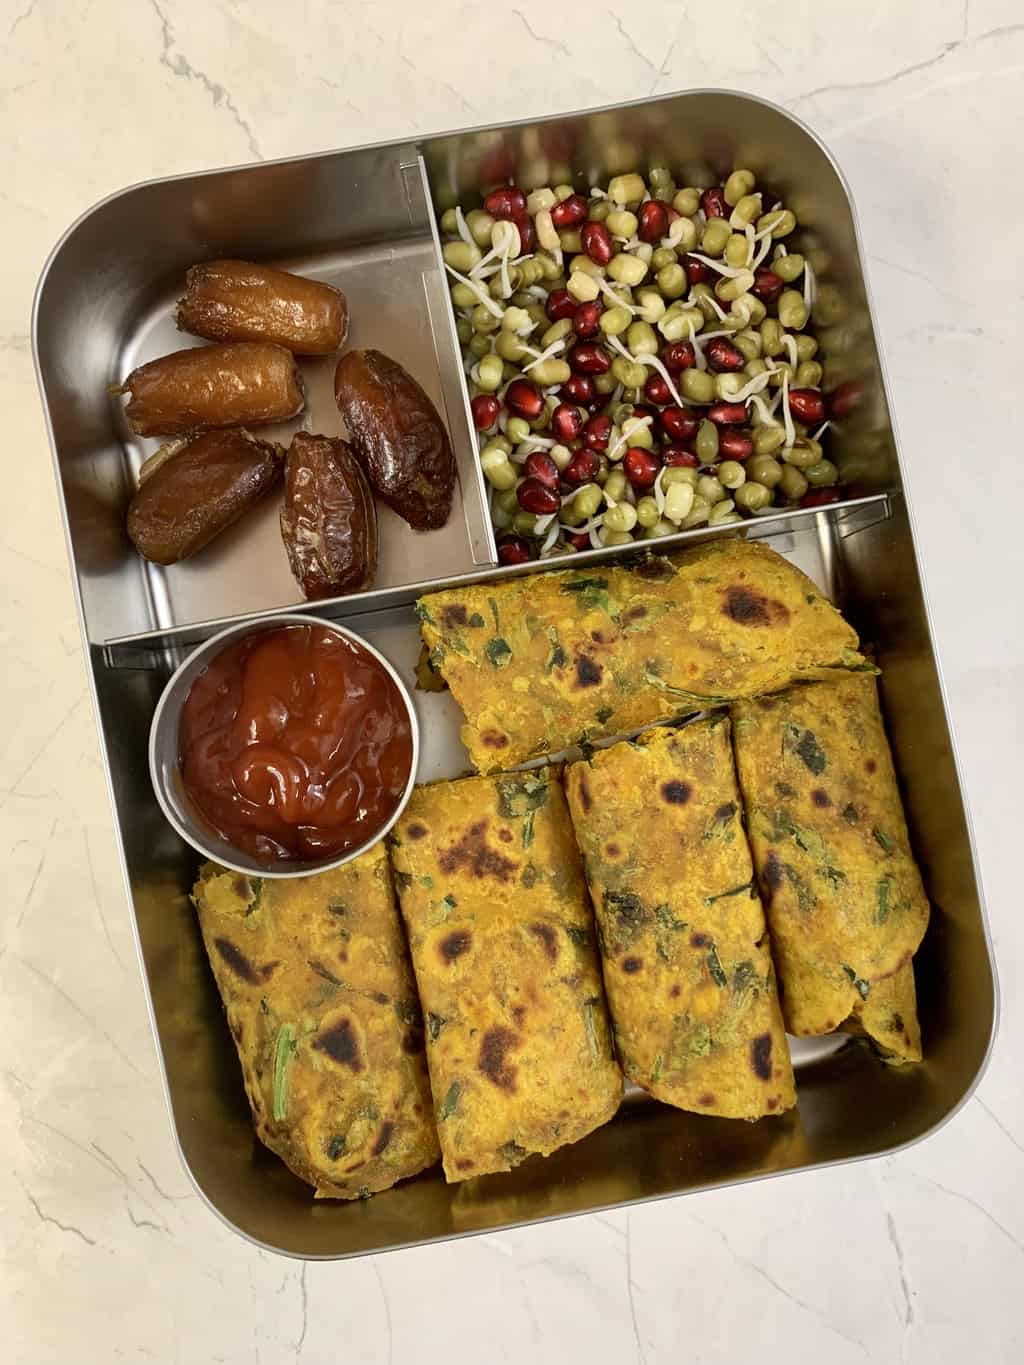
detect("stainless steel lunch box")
[33,90,996,1259]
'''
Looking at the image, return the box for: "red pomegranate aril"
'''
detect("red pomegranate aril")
[800,488,841,509]
[700,187,728,218]
[630,404,657,424]
[505,377,544,420]
[751,268,784,304]
[515,212,536,254]
[830,379,865,418]
[479,145,515,186]
[582,414,612,450]
[685,254,712,285]
[484,187,527,220]
[623,447,661,488]
[707,402,748,426]
[638,200,668,243]
[643,373,673,406]
[563,447,600,485]
[661,341,696,372]
[662,445,699,468]
[706,337,745,373]
[788,388,827,425]
[524,451,559,490]
[661,406,700,441]
[581,220,613,265]
[471,394,501,431]
[551,403,586,443]
[567,532,591,551]
[497,535,532,565]
[568,343,611,375]
[546,289,577,322]
[572,300,603,338]
[561,373,596,406]
[550,194,588,228]
[718,429,754,461]
[517,478,560,515]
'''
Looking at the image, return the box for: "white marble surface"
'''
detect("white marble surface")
[2,1,1022,1360]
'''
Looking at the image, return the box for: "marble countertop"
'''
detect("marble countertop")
[2,2,1021,1361]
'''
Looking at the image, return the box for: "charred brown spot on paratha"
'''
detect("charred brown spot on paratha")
[371,1122,394,1156]
[762,852,783,902]
[401,1024,425,1055]
[529,923,558,962]
[575,653,603,688]
[407,822,428,840]
[478,1026,519,1092]
[661,780,692,804]
[439,820,518,882]
[498,827,513,843]
[622,956,643,974]
[313,1018,363,1071]
[481,730,509,749]
[811,788,831,808]
[698,1092,717,1107]
[213,937,261,984]
[441,604,469,628]
[751,1032,773,1080]
[722,585,791,627]
[690,932,709,948]
[865,758,877,773]
[438,930,473,963]
[576,775,593,813]
[766,1096,779,1111]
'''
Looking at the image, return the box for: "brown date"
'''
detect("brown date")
[118,342,304,437]
[126,428,282,565]
[280,432,377,600]
[334,349,455,530]
[176,259,348,355]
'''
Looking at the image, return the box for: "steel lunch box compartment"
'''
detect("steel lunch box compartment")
[33,90,996,1259]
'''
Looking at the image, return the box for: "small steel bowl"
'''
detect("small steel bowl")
[148,614,419,878]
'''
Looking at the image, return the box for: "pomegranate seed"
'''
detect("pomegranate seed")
[664,204,680,223]
[623,447,661,488]
[700,187,728,218]
[581,221,613,265]
[800,488,841,509]
[568,343,611,375]
[582,414,611,450]
[788,388,827,425]
[718,429,754,461]
[550,194,588,228]
[551,403,585,443]
[479,146,515,185]
[567,532,591,551]
[505,377,544,420]
[661,341,696,372]
[643,373,672,406]
[698,465,718,478]
[706,337,744,373]
[497,534,532,565]
[630,404,657,424]
[561,373,595,406]
[524,451,559,490]
[471,394,500,431]
[546,289,577,322]
[484,187,527,220]
[685,254,711,285]
[514,212,536,254]
[662,445,699,467]
[516,478,560,515]
[573,301,603,338]
[638,200,668,243]
[563,447,600,485]
[661,406,700,442]
[707,402,748,426]
[830,380,865,418]
[751,269,784,304]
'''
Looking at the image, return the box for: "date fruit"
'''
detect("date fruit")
[334,349,455,530]
[118,342,304,437]
[176,259,348,355]
[279,433,377,600]
[126,428,282,564]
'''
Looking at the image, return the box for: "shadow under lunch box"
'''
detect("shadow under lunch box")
[33,90,997,1259]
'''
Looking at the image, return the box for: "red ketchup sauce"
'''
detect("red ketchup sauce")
[179,624,413,865]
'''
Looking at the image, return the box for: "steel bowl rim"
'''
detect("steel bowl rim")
[148,611,420,879]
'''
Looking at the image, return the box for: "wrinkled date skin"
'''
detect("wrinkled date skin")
[280,432,378,600]
[126,428,282,564]
[176,259,349,355]
[119,342,304,437]
[334,349,455,530]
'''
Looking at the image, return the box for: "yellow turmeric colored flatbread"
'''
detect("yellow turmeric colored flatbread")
[192,843,439,1199]
[390,768,622,1182]
[417,540,870,772]
[565,718,795,1119]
